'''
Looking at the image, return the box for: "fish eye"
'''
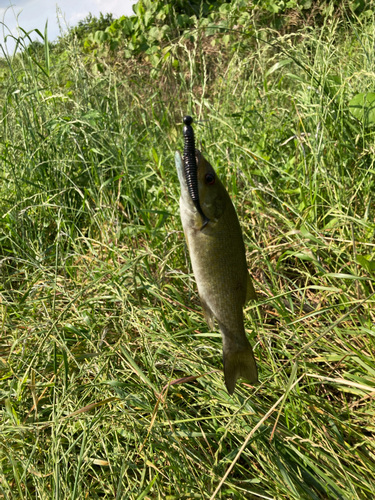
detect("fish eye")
[205,173,215,185]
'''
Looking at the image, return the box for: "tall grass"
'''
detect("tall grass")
[0,6,375,499]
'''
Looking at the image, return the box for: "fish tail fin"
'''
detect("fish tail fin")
[223,341,258,395]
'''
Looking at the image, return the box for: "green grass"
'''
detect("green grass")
[0,6,375,499]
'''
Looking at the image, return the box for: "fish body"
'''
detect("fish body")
[175,149,258,394]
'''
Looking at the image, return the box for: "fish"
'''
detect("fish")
[175,117,258,394]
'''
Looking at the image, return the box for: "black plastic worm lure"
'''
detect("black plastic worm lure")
[183,115,210,230]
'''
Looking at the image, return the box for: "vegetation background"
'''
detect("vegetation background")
[0,0,374,498]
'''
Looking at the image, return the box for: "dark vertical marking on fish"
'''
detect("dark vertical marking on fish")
[183,115,210,230]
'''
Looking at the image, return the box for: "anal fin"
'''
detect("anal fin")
[245,271,257,303]
[199,295,215,330]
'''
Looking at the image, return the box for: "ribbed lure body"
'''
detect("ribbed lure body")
[182,116,209,229]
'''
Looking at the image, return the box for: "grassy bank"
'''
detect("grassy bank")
[0,4,375,499]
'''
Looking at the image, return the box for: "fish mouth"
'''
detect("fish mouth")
[182,116,210,230]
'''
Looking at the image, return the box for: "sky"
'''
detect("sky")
[0,0,137,53]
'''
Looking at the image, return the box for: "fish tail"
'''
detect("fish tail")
[223,340,258,395]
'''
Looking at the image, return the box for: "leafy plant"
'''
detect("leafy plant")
[72,12,116,40]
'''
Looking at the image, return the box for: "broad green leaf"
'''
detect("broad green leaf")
[356,255,375,272]
[349,92,375,126]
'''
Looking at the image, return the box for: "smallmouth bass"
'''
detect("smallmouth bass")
[175,122,258,394]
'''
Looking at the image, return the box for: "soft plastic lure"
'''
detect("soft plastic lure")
[182,115,210,229]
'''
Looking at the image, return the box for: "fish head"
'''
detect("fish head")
[175,149,228,228]
[195,150,227,223]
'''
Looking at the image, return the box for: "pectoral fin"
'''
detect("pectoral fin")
[245,272,257,303]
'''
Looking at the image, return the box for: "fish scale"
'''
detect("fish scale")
[175,147,258,394]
